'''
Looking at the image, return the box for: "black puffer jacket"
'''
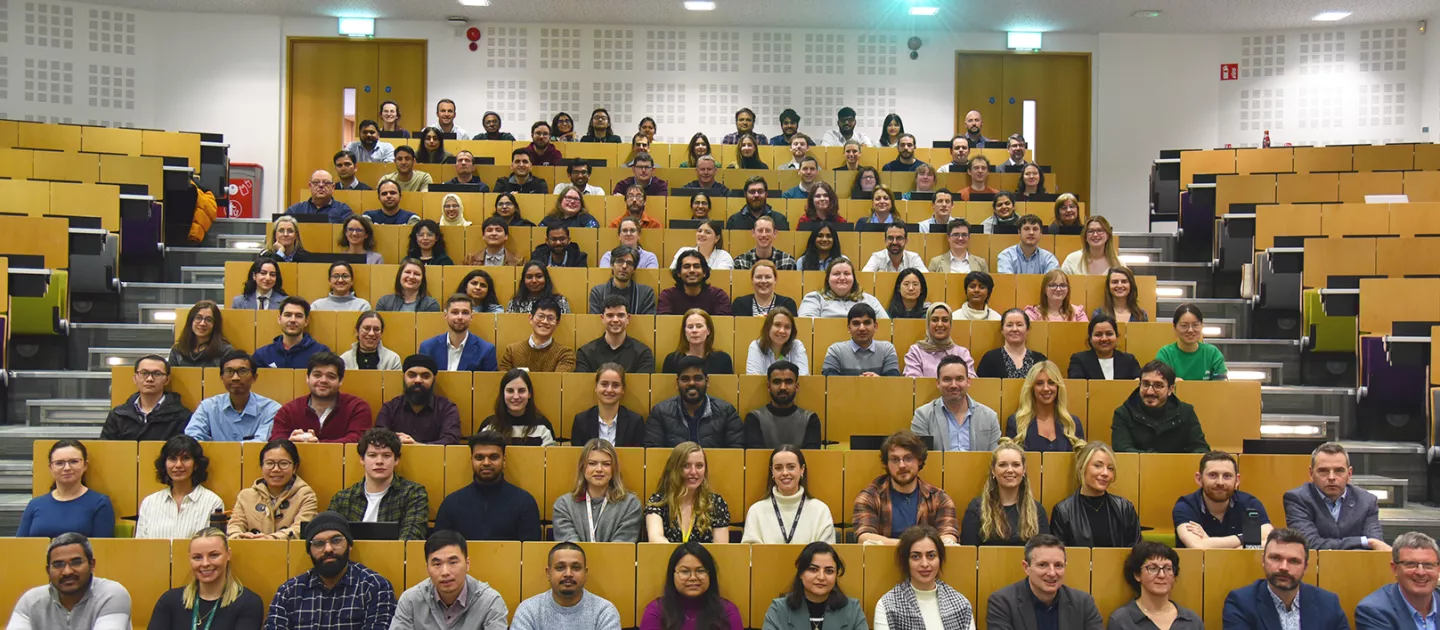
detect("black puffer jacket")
[99,392,193,441]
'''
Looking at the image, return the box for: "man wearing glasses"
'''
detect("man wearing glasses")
[1356,531,1440,630]
[7,533,132,629]
[285,169,354,223]
[608,184,663,229]
[497,298,576,373]
[184,350,281,442]
[267,512,397,628]
[100,355,193,441]
[1111,360,1211,454]
[861,223,926,272]
[610,152,669,197]
[852,430,959,545]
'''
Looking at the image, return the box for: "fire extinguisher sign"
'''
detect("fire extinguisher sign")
[1221,63,1239,81]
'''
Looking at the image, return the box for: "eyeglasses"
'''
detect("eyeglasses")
[136,370,167,380]
[1086,228,1108,235]
[1047,284,1068,290]
[261,460,295,470]
[884,236,906,243]
[675,568,709,579]
[49,557,88,571]
[309,180,334,187]
[1176,323,1203,332]
[887,455,917,466]
[51,458,84,469]
[345,227,366,234]
[1139,381,1168,391]
[532,313,558,323]
[192,316,215,324]
[1142,564,1175,576]
[222,367,253,377]
[1398,561,1440,572]
[329,274,353,280]
[308,535,347,551]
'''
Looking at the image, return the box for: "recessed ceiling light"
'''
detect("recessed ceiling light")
[1131,10,1162,18]
[458,0,490,5]
[909,6,939,16]
[1313,11,1352,21]
[684,1,716,10]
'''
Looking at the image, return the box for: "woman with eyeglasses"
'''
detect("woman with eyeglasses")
[169,300,233,367]
[600,217,660,269]
[960,441,1048,546]
[148,527,265,629]
[873,525,973,630]
[406,219,453,266]
[1024,269,1087,322]
[336,214,384,264]
[639,542,742,630]
[541,186,601,229]
[227,439,317,540]
[1155,303,1228,381]
[580,108,622,143]
[644,442,731,544]
[1108,542,1203,630]
[551,111,578,142]
[17,439,115,538]
[438,192,471,227]
[340,311,403,370]
[311,261,373,311]
[1061,213,1121,276]
[135,436,225,539]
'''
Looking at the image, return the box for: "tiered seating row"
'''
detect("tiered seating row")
[1180,143,1440,188]
[0,119,202,175]
[0,147,165,204]
[1255,202,1440,250]
[0,537,1393,630]
[1216,171,1440,212]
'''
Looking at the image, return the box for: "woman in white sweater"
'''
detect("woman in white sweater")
[741,446,835,544]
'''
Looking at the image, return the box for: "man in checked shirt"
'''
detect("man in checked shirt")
[264,512,396,629]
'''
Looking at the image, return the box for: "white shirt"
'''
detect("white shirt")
[669,247,734,270]
[447,334,467,371]
[1098,357,1115,380]
[597,413,618,445]
[440,124,470,141]
[943,252,973,274]
[917,217,951,234]
[553,183,605,195]
[363,487,387,522]
[862,249,927,273]
[820,128,876,147]
[134,485,224,539]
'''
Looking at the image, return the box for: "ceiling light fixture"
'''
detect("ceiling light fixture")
[909,6,939,16]
[458,0,491,6]
[1312,11,1352,21]
[1131,10,1162,18]
[337,17,375,37]
[684,1,717,10]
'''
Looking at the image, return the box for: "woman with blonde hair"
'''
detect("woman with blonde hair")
[960,440,1048,546]
[1005,361,1086,453]
[1050,441,1141,548]
[438,192,471,227]
[1024,269,1087,322]
[260,215,310,262]
[148,527,265,627]
[1061,213,1122,276]
[644,441,731,543]
[551,438,642,542]
[661,308,734,374]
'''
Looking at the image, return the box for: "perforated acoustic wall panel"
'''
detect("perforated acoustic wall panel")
[0,0,145,127]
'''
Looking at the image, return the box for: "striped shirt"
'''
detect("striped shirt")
[134,485,225,539]
[265,562,396,630]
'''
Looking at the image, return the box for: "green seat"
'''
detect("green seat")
[1302,288,1356,353]
[11,269,67,335]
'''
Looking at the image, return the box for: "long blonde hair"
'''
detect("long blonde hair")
[570,438,630,503]
[1079,213,1122,271]
[182,528,246,609]
[1012,361,1085,451]
[1036,269,1079,321]
[646,442,718,534]
[978,440,1041,542]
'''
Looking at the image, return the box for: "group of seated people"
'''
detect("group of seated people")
[10,431,1413,630]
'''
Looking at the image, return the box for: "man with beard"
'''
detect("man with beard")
[853,429,958,544]
[995,134,1031,173]
[986,534,1103,630]
[1111,360,1210,453]
[522,121,564,167]
[961,110,994,148]
[1222,528,1348,630]
[390,530,510,630]
[742,360,821,449]
[509,543,622,630]
[770,108,802,147]
[820,106,875,147]
[644,355,744,448]
[587,248,657,317]
[434,431,542,540]
[270,351,372,444]
[375,354,462,445]
[327,427,430,540]
[725,176,790,230]
[607,184,662,229]
[7,533,132,629]
[379,145,432,193]
[267,512,397,628]
[445,150,490,190]
[861,223,926,273]
[1355,531,1440,630]
[554,160,604,195]
[1173,450,1273,549]
[910,355,1000,452]
[418,295,498,372]
[882,134,928,172]
[658,250,733,315]
[721,107,768,145]
[343,119,395,163]
[1284,441,1389,551]
[362,180,419,226]
[253,297,331,370]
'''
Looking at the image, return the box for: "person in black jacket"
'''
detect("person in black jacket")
[1050,440,1142,548]
[569,364,646,447]
[100,355,194,441]
[529,224,590,268]
[643,355,744,448]
[1067,314,1142,380]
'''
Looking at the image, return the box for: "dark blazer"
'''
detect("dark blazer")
[761,596,868,630]
[1066,349,1141,380]
[976,348,1048,379]
[1283,482,1383,550]
[1222,579,1349,630]
[986,579,1103,630]
[418,332,498,372]
[568,405,646,447]
[731,294,798,317]
[1355,583,1422,630]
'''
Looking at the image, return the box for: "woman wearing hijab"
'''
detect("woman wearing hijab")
[903,303,977,378]
[437,193,471,227]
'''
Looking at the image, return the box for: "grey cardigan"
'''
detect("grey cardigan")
[910,396,1002,452]
[761,596,869,630]
[374,293,441,312]
[550,492,643,543]
[340,342,403,370]
[390,575,508,630]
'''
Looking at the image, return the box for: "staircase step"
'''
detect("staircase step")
[0,425,103,459]
[1158,297,1252,334]
[1380,505,1440,540]
[0,493,32,532]
[136,303,199,325]
[0,460,33,493]
[180,266,226,285]
[1352,474,1409,507]
[121,283,224,323]
[1338,440,1427,455]
[1114,232,1176,260]
[1155,280,1197,300]
[164,247,260,280]
[1225,361,1286,385]
[1260,414,1338,440]
[26,398,112,427]
[86,347,172,371]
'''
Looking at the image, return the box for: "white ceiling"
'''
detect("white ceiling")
[99,0,1436,33]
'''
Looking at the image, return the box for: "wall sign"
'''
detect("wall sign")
[1220,63,1239,81]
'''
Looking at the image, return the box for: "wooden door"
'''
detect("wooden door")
[375,42,428,144]
[954,53,1006,143]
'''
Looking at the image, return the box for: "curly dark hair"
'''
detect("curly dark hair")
[154,435,210,486]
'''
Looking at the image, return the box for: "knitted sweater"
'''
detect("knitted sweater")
[550,492,643,543]
[498,339,576,372]
[739,489,836,545]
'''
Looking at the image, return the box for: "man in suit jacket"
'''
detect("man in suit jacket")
[417,295,498,372]
[1355,531,1440,630]
[1283,441,1390,551]
[925,216,990,274]
[987,534,1103,630]
[1222,527,1350,630]
[910,356,1001,452]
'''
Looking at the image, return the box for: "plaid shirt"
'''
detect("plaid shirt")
[327,475,430,541]
[265,562,396,630]
[733,248,798,271]
[852,474,959,540]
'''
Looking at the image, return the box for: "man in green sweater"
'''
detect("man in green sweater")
[1112,360,1211,453]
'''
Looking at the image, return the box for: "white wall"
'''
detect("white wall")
[1425,24,1440,142]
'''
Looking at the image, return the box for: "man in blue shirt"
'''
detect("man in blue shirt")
[285,170,353,223]
[184,350,280,442]
[1355,531,1440,630]
[781,156,822,199]
[1173,450,1273,548]
[770,109,801,146]
[362,180,418,226]
[1222,528,1350,630]
[996,214,1059,274]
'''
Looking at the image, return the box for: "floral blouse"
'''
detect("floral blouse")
[644,492,731,543]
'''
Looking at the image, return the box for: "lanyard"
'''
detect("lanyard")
[191,599,217,630]
[771,495,806,544]
[583,493,607,542]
